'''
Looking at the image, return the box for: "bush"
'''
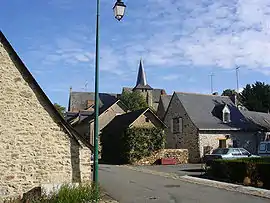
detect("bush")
[101,127,165,164]
[208,158,270,189]
[4,183,100,203]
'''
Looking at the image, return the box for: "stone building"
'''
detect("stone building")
[70,100,128,146]
[164,92,263,163]
[0,31,92,199]
[122,60,167,111]
[156,95,172,120]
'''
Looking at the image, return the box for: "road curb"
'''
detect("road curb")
[121,165,270,199]
[179,175,270,199]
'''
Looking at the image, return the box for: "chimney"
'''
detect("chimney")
[161,89,166,95]
[229,94,238,106]
[70,86,72,93]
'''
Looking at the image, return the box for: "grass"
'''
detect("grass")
[4,183,100,203]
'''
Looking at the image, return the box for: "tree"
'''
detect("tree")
[221,89,237,97]
[119,91,148,111]
[54,103,66,117]
[240,82,270,113]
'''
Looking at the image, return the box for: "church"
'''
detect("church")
[67,59,167,114]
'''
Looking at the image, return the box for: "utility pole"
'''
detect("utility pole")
[235,66,240,107]
[210,73,214,94]
[236,66,240,94]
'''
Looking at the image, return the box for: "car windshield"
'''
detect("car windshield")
[212,148,229,155]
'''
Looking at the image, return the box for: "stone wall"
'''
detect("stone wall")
[132,112,156,128]
[199,131,258,157]
[134,149,188,165]
[88,102,126,145]
[164,94,200,162]
[0,36,92,199]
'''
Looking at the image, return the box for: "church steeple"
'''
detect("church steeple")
[134,59,152,90]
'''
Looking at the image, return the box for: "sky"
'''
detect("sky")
[1,0,270,108]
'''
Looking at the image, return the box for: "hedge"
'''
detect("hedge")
[207,157,270,189]
[100,127,165,164]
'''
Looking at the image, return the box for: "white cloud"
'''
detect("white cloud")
[25,0,270,78]
[162,74,181,81]
[110,0,270,74]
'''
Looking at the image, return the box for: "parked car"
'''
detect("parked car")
[258,141,270,156]
[203,148,259,166]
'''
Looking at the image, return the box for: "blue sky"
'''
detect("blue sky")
[1,0,270,108]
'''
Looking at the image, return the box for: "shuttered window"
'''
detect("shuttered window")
[172,117,183,134]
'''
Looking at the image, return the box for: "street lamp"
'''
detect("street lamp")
[113,0,127,21]
[93,0,126,184]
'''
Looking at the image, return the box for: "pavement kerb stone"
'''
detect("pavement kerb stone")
[120,165,270,199]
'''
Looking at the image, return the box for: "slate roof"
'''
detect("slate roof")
[70,100,128,126]
[68,92,118,112]
[240,110,270,131]
[133,60,153,90]
[160,95,172,111]
[175,92,256,131]
[0,31,93,151]
[102,108,166,134]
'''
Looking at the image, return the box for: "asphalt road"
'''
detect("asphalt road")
[99,164,269,203]
[133,164,205,177]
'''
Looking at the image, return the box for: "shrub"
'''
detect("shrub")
[208,158,270,189]
[3,183,100,203]
[101,127,165,164]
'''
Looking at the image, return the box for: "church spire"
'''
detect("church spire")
[136,59,147,86]
[134,59,152,90]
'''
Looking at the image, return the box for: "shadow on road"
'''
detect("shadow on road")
[180,168,205,173]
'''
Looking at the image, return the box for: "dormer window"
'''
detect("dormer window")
[222,105,231,123]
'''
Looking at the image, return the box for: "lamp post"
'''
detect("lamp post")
[93,0,126,183]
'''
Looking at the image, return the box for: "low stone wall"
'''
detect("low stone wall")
[134,149,188,165]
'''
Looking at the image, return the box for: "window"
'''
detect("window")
[219,140,226,148]
[172,117,183,134]
[223,112,230,123]
[212,148,229,155]
[231,149,241,156]
[240,148,250,155]
[145,118,150,122]
[222,105,231,123]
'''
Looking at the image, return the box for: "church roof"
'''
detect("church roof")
[133,60,152,90]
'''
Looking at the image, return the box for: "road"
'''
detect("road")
[99,164,269,203]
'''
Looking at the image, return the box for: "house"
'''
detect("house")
[0,31,92,198]
[156,95,172,120]
[164,92,261,163]
[70,99,128,145]
[100,108,167,163]
[102,108,166,133]
[66,60,167,115]
[122,60,167,111]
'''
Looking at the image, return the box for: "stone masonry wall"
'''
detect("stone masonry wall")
[0,38,91,199]
[134,149,188,165]
[199,131,257,158]
[88,102,126,145]
[164,94,200,163]
[132,113,156,128]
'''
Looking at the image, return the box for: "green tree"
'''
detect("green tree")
[240,82,270,112]
[54,103,66,117]
[221,89,237,96]
[120,91,148,111]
